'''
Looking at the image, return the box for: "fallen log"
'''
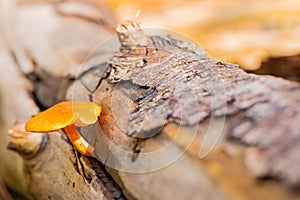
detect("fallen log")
[0,1,115,198]
[8,121,125,200]
[9,20,300,200]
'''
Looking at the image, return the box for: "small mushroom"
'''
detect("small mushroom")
[25,100,101,156]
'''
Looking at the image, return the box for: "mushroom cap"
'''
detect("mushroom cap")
[25,100,102,132]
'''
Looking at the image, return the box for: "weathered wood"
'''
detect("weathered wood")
[64,20,300,199]
[0,0,116,199]
[8,121,124,200]
[6,18,300,200]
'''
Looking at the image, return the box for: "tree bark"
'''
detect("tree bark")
[1,2,300,200]
[8,19,300,200]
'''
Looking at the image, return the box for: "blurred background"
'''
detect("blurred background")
[110,0,300,81]
[0,0,300,199]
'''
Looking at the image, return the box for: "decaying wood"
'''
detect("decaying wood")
[113,0,300,70]
[8,121,125,200]
[6,18,300,200]
[0,32,39,199]
[66,19,300,199]
[0,0,116,199]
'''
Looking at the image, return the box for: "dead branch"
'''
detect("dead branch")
[8,20,300,200]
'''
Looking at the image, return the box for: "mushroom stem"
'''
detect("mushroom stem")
[63,124,94,156]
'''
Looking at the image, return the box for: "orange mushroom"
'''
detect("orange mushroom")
[25,100,101,156]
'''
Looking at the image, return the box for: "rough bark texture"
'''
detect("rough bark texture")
[63,20,300,199]
[75,20,300,183]
[4,15,300,200]
[8,122,125,200]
